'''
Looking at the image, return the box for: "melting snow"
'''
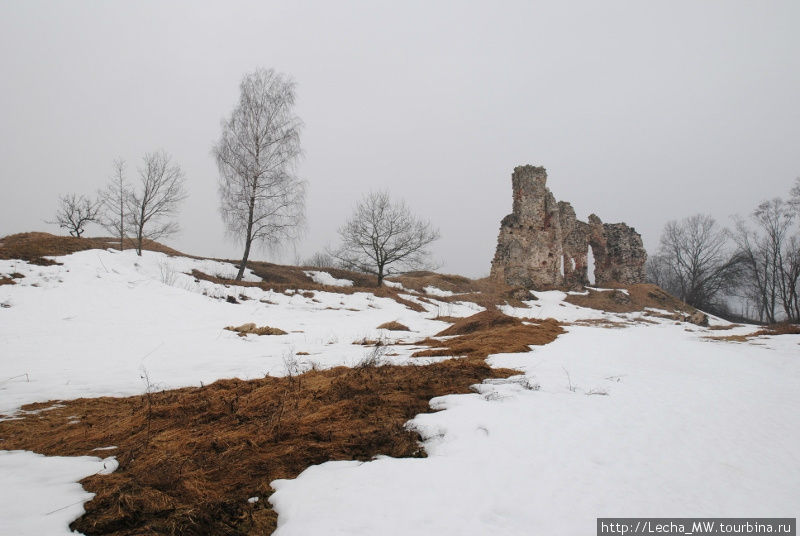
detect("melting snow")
[1,248,798,535]
[303,270,353,287]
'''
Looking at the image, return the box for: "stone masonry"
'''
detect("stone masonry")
[491,165,646,289]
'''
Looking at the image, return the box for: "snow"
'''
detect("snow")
[586,286,630,295]
[303,270,353,287]
[0,451,116,536]
[423,285,454,297]
[2,248,798,535]
[501,290,611,322]
[0,250,449,415]
[270,323,800,535]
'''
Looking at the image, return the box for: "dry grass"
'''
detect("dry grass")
[707,324,742,331]
[224,323,288,337]
[389,273,531,309]
[564,284,695,315]
[0,232,183,265]
[412,309,563,359]
[705,334,751,343]
[0,361,516,536]
[705,322,800,343]
[376,321,410,331]
[755,323,800,336]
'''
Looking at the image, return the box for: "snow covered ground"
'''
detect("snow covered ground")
[271,324,799,535]
[0,249,478,415]
[0,451,117,536]
[1,248,798,535]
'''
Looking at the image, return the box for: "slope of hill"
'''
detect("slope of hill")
[0,234,797,535]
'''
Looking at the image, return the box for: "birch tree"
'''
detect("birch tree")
[98,158,129,250]
[213,68,305,281]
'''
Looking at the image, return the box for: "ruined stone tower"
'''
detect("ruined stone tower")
[490,165,646,289]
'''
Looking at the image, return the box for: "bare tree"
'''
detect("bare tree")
[213,68,305,281]
[127,151,187,256]
[303,251,335,268]
[733,197,798,323]
[50,193,101,238]
[650,214,740,312]
[332,191,440,286]
[98,158,129,251]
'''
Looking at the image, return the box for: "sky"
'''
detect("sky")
[1,1,798,277]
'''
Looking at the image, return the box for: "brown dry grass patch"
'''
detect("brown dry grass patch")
[0,360,516,536]
[0,232,183,265]
[376,321,409,331]
[412,309,563,359]
[705,322,800,343]
[564,284,694,315]
[389,272,531,309]
[755,323,800,336]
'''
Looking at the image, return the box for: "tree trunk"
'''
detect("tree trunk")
[119,197,124,251]
[236,193,257,281]
[237,238,252,281]
[137,203,145,256]
[136,223,143,256]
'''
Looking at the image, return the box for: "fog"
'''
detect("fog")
[1,1,798,276]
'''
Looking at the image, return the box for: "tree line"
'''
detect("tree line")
[51,67,439,285]
[647,180,800,323]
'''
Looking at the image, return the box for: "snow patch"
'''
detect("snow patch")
[303,271,354,287]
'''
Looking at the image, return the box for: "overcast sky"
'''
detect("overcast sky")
[1,1,798,277]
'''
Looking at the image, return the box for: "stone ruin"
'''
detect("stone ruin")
[491,165,646,289]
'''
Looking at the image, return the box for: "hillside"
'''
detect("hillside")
[0,234,798,535]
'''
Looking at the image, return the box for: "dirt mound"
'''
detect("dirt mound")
[413,310,563,359]
[0,360,516,536]
[224,323,288,337]
[564,284,695,315]
[0,232,184,265]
